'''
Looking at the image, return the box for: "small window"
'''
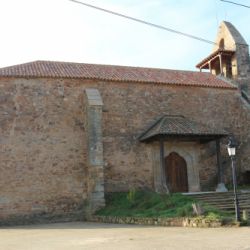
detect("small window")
[219,39,225,49]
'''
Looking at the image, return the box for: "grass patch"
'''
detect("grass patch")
[96,190,233,219]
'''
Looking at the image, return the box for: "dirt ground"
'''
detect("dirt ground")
[0,222,250,250]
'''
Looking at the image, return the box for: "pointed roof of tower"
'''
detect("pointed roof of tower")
[197,21,248,72]
[212,21,248,51]
[222,21,247,45]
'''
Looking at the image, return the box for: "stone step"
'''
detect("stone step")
[211,202,250,207]
[195,202,250,206]
[186,190,250,212]
[186,192,250,198]
[190,195,250,200]
[192,199,250,204]
[189,195,250,200]
[205,202,250,207]
[214,207,250,212]
[191,195,250,199]
[186,194,250,199]
[207,203,250,208]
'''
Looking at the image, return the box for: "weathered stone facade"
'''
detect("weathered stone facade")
[0,21,250,224]
[90,215,224,228]
[84,88,105,215]
[0,76,249,224]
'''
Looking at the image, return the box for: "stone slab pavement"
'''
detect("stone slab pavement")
[0,222,250,250]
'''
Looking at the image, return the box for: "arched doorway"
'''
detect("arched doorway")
[165,152,188,192]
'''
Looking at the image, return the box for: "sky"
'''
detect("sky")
[0,0,250,71]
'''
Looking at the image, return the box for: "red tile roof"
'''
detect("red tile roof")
[139,115,228,142]
[0,60,236,89]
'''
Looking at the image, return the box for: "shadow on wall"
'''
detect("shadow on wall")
[242,171,250,186]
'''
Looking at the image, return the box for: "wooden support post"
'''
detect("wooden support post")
[216,139,228,192]
[216,139,223,183]
[219,54,223,75]
[208,61,211,73]
[159,139,169,193]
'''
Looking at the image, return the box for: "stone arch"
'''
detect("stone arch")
[165,144,200,192]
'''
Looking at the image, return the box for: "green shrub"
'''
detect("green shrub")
[127,188,137,203]
[96,191,232,220]
[176,204,193,217]
[205,212,221,220]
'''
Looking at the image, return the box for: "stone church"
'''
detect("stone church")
[0,21,249,224]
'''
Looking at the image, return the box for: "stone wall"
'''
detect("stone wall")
[0,78,88,224]
[84,88,105,215]
[0,76,250,223]
[98,81,250,190]
[90,215,224,228]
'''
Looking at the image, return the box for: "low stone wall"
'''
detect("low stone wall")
[90,215,223,228]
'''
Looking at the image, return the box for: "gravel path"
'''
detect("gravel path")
[1,222,250,250]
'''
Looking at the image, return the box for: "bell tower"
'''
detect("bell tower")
[196,21,250,92]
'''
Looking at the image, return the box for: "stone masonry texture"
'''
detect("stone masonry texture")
[0,77,249,225]
[85,88,105,215]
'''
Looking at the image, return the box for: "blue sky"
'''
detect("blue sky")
[0,0,249,70]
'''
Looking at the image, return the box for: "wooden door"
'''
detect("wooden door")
[165,152,188,192]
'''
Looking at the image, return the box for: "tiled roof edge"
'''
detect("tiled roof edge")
[0,74,237,89]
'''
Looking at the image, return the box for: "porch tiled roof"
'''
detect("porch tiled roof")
[0,60,236,89]
[138,115,228,142]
